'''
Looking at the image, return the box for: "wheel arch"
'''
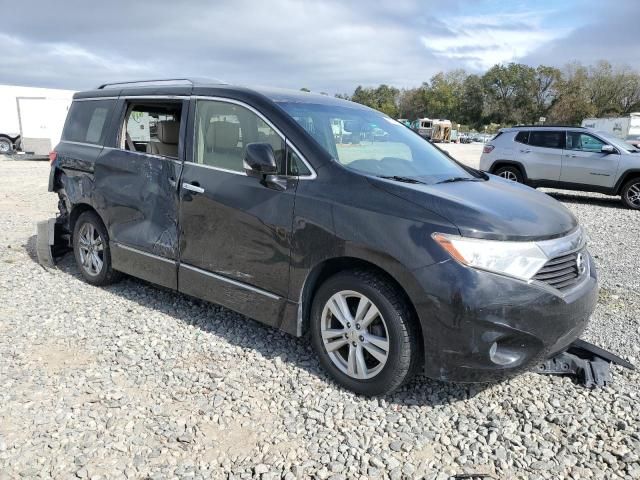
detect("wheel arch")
[489,160,528,182]
[297,256,423,345]
[614,169,640,195]
[69,203,104,239]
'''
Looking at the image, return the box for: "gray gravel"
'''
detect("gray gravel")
[1,159,639,479]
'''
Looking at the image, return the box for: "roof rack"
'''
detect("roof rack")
[510,124,585,129]
[96,78,225,89]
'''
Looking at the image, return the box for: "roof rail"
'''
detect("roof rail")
[511,124,585,129]
[96,78,226,89]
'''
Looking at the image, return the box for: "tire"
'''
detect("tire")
[494,165,523,183]
[72,211,121,286]
[0,137,12,155]
[310,270,419,396]
[620,178,640,210]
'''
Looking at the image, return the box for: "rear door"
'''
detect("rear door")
[177,97,298,327]
[523,130,564,181]
[561,131,620,188]
[96,97,188,289]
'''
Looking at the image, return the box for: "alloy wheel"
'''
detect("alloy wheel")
[0,140,11,154]
[320,290,389,379]
[627,182,640,208]
[499,170,518,182]
[77,222,104,276]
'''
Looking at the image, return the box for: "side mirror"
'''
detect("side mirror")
[244,143,278,177]
[601,145,616,154]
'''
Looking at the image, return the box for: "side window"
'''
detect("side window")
[286,147,311,176]
[528,131,564,149]
[121,102,182,158]
[566,132,606,152]
[62,100,114,145]
[194,100,284,173]
[514,131,529,144]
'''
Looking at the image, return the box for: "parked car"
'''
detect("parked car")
[626,134,640,149]
[48,80,598,395]
[480,126,640,209]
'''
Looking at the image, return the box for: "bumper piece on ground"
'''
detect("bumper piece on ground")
[535,339,635,388]
[36,218,70,267]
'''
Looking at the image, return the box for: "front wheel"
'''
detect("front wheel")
[494,166,523,183]
[621,178,640,210]
[0,137,13,155]
[310,270,419,396]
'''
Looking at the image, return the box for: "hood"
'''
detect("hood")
[370,175,578,241]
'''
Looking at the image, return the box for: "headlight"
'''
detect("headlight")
[433,233,549,281]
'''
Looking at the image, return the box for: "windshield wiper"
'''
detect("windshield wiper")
[378,175,427,184]
[436,176,481,184]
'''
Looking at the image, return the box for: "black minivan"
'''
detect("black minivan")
[48,79,598,395]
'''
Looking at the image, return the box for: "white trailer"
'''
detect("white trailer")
[0,85,75,156]
[581,113,640,142]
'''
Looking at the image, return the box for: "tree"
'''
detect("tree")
[549,63,595,125]
[350,85,400,117]
[458,74,484,128]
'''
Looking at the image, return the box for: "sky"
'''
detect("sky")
[0,0,638,94]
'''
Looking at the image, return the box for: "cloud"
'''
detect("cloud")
[421,12,571,71]
[520,0,640,68]
[0,0,636,93]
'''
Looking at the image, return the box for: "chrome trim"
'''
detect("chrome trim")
[121,95,190,100]
[59,140,102,148]
[193,95,317,179]
[182,182,205,193]
[181,263,280,300]
[113,242,177,264]
[73,97,119,102]
[536,227,586,259]
[185,162,247,176]
[530,249,591,297]
[286,139,317,180]
[101,146,182,164]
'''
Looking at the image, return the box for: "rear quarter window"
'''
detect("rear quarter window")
[514,131,529,144]
[62,100,114,145]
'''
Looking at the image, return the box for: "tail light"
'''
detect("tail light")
[49,151,57,164]
[483,145,495,154]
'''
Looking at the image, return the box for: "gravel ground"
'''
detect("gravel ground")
[0,156,639,480]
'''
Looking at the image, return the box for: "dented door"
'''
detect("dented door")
[94,98,188,289]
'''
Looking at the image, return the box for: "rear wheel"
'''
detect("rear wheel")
[621,178,640,210]
[494,165,523,183]
[0,137,12,155]
[310,270,419,396]
[72,211,121,285]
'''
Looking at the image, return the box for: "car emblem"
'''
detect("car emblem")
[576,253,585,274]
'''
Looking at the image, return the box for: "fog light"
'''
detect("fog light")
[489,341,521,366]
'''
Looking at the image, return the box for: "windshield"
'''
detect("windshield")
[276,101,478,183]
[595,131,639,152]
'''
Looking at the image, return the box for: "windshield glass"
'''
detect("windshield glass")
[276,101,478,183]
[595,131,639,152]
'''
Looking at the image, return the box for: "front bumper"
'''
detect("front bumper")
[412,252,598,383]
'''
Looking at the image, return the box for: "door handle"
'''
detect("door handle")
[168,177,177,188]
[182,182,205,194]
[565,154,578,158]
[520,149,531,153]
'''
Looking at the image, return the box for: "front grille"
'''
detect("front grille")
[533,250,585,292]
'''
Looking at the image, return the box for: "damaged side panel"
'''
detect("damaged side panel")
[94,148,181,289]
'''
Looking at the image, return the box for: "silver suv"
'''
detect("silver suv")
[479,126,640,209]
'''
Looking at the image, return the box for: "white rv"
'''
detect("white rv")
[0,85,75,155]
[581,113,640,146]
